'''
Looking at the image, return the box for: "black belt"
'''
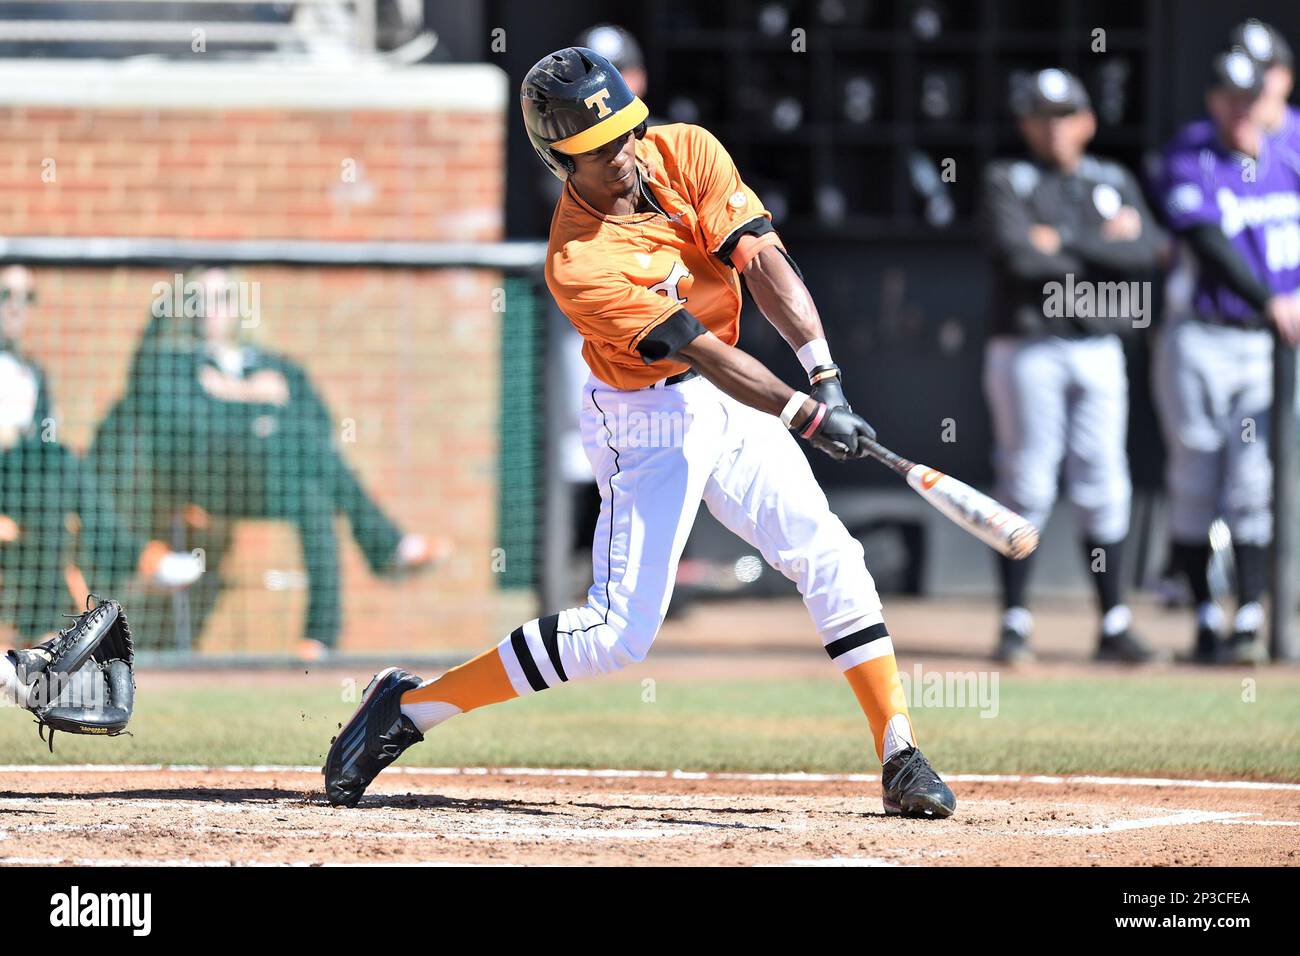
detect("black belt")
[643,368,698,390]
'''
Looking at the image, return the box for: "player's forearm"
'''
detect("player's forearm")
[677,332,815,422]
[742,244,825,351]
[1184,223,1274,311]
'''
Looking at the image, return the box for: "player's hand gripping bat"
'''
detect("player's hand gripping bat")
[858,437,1038,560]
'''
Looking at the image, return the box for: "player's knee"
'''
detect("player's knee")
[1223,503,1272,548]
[586,610,659,675]
[782,524,863,588]
[1003,478,1055,528]
[1167,500,1217,543]
[1071,483,1131,542]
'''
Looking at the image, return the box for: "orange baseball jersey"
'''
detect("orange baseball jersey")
[545,123,772,390]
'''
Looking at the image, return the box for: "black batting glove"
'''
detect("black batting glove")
[808,364,848,410]
[793,402,877,461]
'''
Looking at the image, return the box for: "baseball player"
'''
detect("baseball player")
[1154,49,1300,664]
[1159,23,1299,173]
[325,46,956,818]
[979,69,1166,664]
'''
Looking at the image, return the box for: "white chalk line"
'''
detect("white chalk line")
[1213,818,1300,827]
[1036,809,1255,836]
[0,765,1296,792]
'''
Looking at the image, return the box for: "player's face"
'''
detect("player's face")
[1207,88,1263,146]
[1263,65,1294,116]
[566,129,639,202]
[1018,111,1095,168]
[621,66,647,99]
[0,265,35,343]
[197,268,238,344]
[1264,64,1294,99]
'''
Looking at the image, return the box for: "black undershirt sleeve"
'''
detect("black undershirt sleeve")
[1184,222,1274,312]
[636,308,709,364]
[714,216,774,266]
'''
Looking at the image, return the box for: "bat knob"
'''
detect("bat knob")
[1007,525,1039,560]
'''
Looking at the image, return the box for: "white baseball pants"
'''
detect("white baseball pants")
[983,333,1132,543]
[1152,317,1273,546]
[496,373,888,696]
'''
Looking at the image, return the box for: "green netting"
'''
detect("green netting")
[495,276,541,590]
[0,260,543,655]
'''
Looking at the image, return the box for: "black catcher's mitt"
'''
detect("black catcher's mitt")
[8,596,136,751]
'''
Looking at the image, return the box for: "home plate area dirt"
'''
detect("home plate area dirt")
[0,768,1297,866]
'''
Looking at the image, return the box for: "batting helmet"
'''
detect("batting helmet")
[521,46,649,182]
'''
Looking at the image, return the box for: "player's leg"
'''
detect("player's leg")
[1220,328,1273,664]
[1062,335,1159,662]
[325,378,723,806]
[699,388,953,817]
[983,335,1069,660]
[1152,319,1229,661]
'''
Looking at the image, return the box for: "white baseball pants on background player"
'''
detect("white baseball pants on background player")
[983,334,1132,542]
[1152,317,1273,546]
[496,373,888,695]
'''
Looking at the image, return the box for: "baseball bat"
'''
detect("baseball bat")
[858,437,1039,560]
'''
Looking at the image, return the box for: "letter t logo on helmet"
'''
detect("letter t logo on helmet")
[521,46,649,181]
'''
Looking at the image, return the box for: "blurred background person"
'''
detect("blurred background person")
[89,266,450,657]
[979,69,1167,664]
[1231,18,1297,146]
[1153,50,1300,665]
[0,264,201,643]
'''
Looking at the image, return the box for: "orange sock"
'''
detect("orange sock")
[843,653,915,763]
[400,646,517,729]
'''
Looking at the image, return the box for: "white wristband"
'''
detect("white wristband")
[796,338,833,375]
[780,391,810,428]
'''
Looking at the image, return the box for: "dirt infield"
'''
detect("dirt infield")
[1,767,1296,866]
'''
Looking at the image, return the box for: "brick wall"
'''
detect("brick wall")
[0,62,530,654]
[0,106,504,241]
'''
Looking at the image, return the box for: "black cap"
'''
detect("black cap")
[573,23,644,73]
[521,47,649,181]
[1208,47,1265,97]
[1230,19,1294,70]
[1011,68,1092,118]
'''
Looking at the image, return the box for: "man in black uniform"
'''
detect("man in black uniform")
[979,69,1168,663]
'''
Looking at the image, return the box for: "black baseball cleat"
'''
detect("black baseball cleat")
[1224,629,1268,665]
[324,666,424,808]
[994,626,1034,665]
[1094,629,1167,664]
[1189,625,1222,665]
[881,746,956,819]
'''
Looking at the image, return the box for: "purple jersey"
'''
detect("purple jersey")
[1159,129,1300,324]
[1276,104,1300,153]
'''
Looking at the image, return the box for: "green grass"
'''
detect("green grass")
[3,670,1298,780]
